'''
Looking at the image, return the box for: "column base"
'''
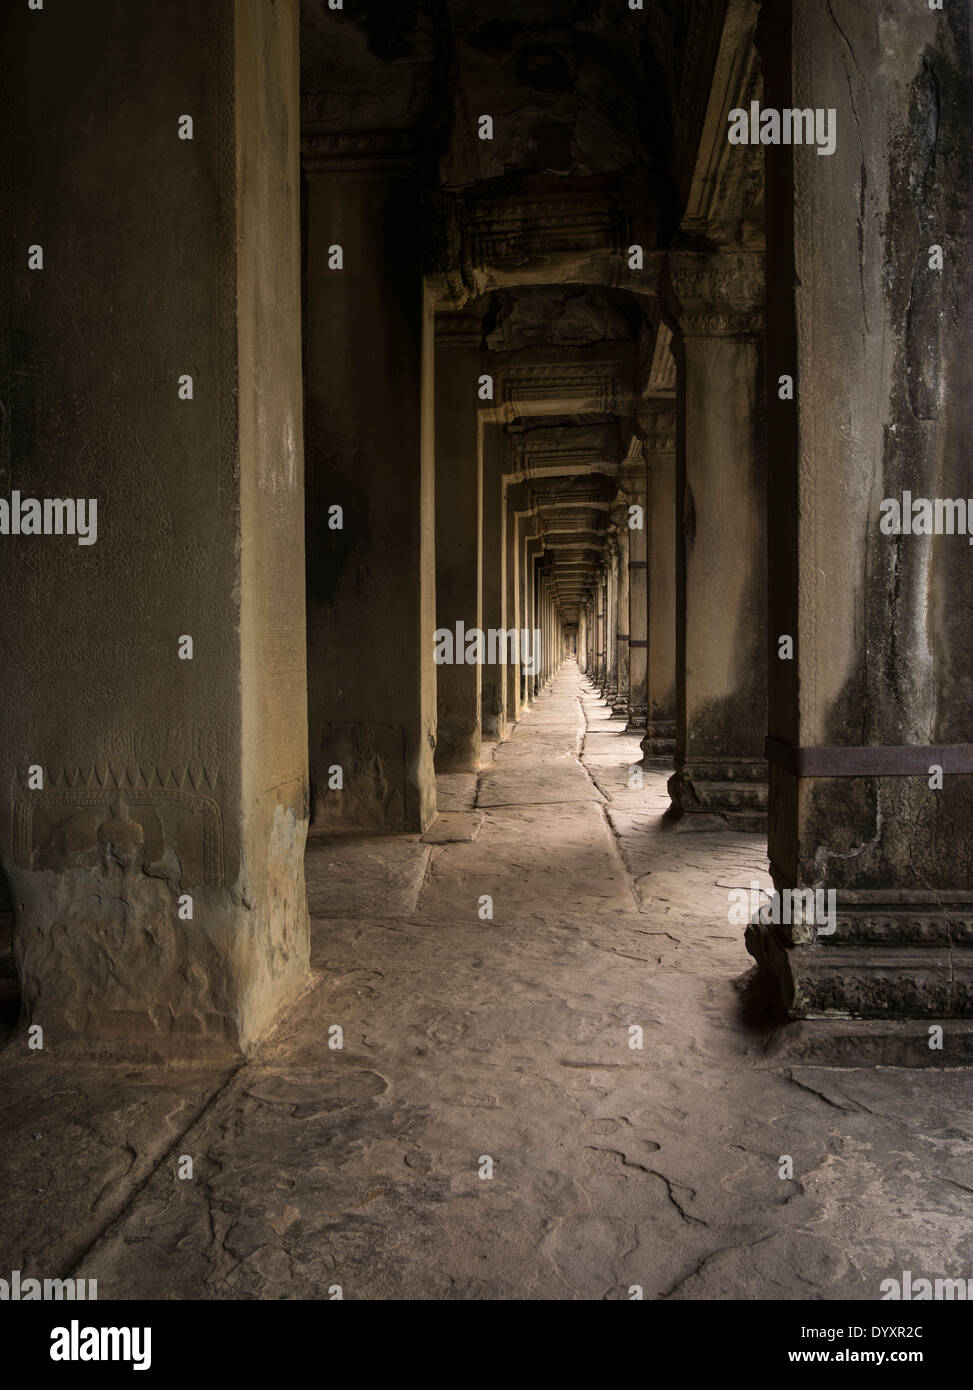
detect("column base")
[753,1013,973,1067]
[666,758,767,830]
[480,675,505,743]
[625,706,647,733]
[434,725,481,775]
[745,899,973,1019]
[641,719,676,759]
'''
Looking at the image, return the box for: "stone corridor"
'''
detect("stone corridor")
[2,661,970,1301]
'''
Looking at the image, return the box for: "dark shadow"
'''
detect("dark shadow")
[734,962,788,1040]
[0,909,19,1052]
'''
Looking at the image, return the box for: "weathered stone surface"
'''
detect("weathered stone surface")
[421,812,485,844]
[0,0,970,1308]
[0,667,967,1301]
[757,0,973,1018]
[305,836,430,919]
[0,1056,231,1278]
[0,0,310,1057]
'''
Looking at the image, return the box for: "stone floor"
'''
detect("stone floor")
[1,661,971,1300]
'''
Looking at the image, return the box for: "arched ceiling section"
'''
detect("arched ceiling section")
[438,0,682,190]
[299,0,730,629]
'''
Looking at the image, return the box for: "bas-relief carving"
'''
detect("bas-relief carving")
[315,722,406,831]
[667,250,765,339]
[14,787,223,887]
[22,726,228,798]
[10,792,229,1047]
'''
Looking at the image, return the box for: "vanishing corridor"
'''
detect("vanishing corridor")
[1,662,971,1299]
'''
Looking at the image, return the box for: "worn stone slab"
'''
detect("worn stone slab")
[434,774,479,814]
[582,731,646,760]
[0,1057,230,1278]
[476,763,603,807]
[421,812,485,844]
[416,802,635,925]
[305,836,431,918]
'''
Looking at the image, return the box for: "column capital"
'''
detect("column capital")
[639,405,677,454]
[667,248,765,338]
[300,129,425,176]
[434,310,484,348]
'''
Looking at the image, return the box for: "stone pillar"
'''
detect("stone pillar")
[303,129,436,833]
[600,567,608,692]
[604,547,617,700]
[612,512,631,716]
[590,593,598,679]
[541,575,551,684]
[748,1,973,1037]
[434,313,482,772]
[592,573,604,688]
[666,251,768,828]
[539,575,547,684]
[0,0,309,1056]
[595,564,606,694]
[526,540,543,700]
[626,486,648,732]
[504,485,525,723]
[548,579,558,678]
[481,425,506,740]
[642,406,677,758]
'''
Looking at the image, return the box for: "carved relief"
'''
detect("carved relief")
[315,722,406,831]
[13,786,224,886]
[668,250,765,336]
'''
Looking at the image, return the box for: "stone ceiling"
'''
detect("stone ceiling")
[300,0,722,624]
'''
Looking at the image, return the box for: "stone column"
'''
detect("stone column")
[592,573,604,688]
[596,563,607,694]
[303,127,436,832]
[748,1,973,1041]
[666,250,768,828]
[504,484,525,723]
[599,569,610,691]
[434,313,482,772]
[642,406,677,758]
[480,425,507,740]
[626,486,648,732]
[526,539,543,700]
[590,592,598,680]
[539,575,547,684]
[0,0,309,1056]
[604,546,618,700]
[612,511,631,716]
